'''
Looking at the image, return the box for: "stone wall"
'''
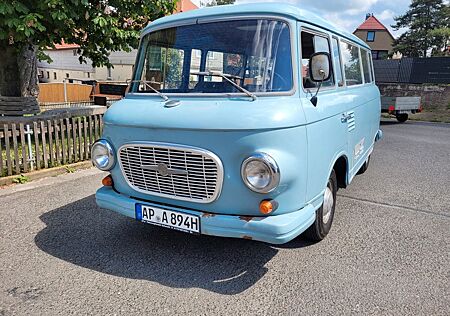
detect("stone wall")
[377,83,450,110]
[0,45,20,96]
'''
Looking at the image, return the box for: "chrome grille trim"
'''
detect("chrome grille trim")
[118,142,224,203]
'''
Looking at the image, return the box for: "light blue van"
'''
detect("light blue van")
[93,3,382,244]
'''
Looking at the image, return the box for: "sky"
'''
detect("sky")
[191,0,414,37]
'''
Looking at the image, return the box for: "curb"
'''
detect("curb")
[0,161,94,186]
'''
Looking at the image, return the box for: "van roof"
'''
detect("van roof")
[143,2,370,49]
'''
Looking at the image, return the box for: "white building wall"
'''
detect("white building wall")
[38,49,94,83]
[37,48,224,83]
[95,50,138,82]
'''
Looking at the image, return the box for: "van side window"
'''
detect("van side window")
[340,42,363,86]
[332,38,344,87]
[360,48,372,83]
[369,53,375,82]
[301,31,334,89]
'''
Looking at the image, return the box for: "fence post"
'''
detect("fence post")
[25,124,35,171]
[3,124,12,176]
[63,79,68,103]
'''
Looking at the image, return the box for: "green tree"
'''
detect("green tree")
[430,4,450,56]
[0,0,177,97]
[392,0,449,57]
[200,0,235,7]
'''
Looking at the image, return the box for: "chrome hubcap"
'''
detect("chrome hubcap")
[322,184,334,224]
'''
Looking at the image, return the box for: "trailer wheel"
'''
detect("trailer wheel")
[396,113,408,123]
[304,170,337,242]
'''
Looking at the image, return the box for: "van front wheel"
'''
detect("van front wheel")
[304,170,337,241]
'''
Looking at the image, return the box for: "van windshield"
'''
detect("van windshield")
[131,19,293,95]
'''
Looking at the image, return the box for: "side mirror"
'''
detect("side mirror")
[309,52,331,82]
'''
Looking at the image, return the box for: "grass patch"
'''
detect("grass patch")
[65,165,76,173]
[12,174,29,184]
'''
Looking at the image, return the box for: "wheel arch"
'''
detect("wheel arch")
[332,154,349,189]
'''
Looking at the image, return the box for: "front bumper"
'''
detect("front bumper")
[96,186,317,244]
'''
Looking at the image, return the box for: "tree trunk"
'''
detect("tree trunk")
[0,42,40,115]
[17,43,39,97]
[0,43,21,97]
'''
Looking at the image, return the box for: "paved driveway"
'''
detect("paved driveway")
[0,119,449,315]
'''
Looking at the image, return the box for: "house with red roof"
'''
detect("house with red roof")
[353,13,396,60]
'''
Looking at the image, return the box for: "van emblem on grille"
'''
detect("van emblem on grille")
[157,163,170,176]
[141,163,188,177]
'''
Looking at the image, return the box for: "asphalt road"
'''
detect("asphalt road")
[0,119,449,315]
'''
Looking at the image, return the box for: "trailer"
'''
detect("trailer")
[381,96,422,123]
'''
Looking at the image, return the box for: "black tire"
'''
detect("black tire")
[357,155,371,175]
[396,113,408,123]
[304,170,337,242]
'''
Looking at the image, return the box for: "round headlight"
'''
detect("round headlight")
[91,139,115,171]
[241,153,280,193]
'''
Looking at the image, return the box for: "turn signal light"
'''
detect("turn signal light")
[102,175,114,187]
[259,200,274,215]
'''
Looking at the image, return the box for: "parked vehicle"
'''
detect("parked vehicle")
[381,96,422,122]
[92,3,382,244]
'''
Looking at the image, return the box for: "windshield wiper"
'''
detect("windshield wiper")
[128,80,180,107]
[191,71,257,101]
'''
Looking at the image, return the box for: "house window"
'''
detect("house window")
[107,67,112,80]
[86,72,90,78]
[371,50,388,60]
[378,51,388,59]
[47,71,50,79]
[73,49,77,56]
[66,73,70,78]
[366,31,375,42]
[53,72,57,80]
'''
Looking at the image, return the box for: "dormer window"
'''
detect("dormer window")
[367,31,375,42]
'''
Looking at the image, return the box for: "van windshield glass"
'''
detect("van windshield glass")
[131,19,293,94]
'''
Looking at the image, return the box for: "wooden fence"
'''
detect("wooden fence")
[38,83,94,103]
[0,112,104,177]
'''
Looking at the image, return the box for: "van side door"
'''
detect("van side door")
[299,24,351,204]
[340,42,379,179]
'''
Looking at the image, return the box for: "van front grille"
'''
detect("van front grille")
[118,143,223,203]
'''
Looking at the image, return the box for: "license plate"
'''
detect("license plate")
[135,204,200,234]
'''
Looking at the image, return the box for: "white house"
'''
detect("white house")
[37,43,95,82]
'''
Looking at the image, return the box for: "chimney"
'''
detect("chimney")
[366,13,372,20]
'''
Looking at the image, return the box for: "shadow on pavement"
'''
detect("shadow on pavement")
[380,119,401,126]
[34,195,291,295]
